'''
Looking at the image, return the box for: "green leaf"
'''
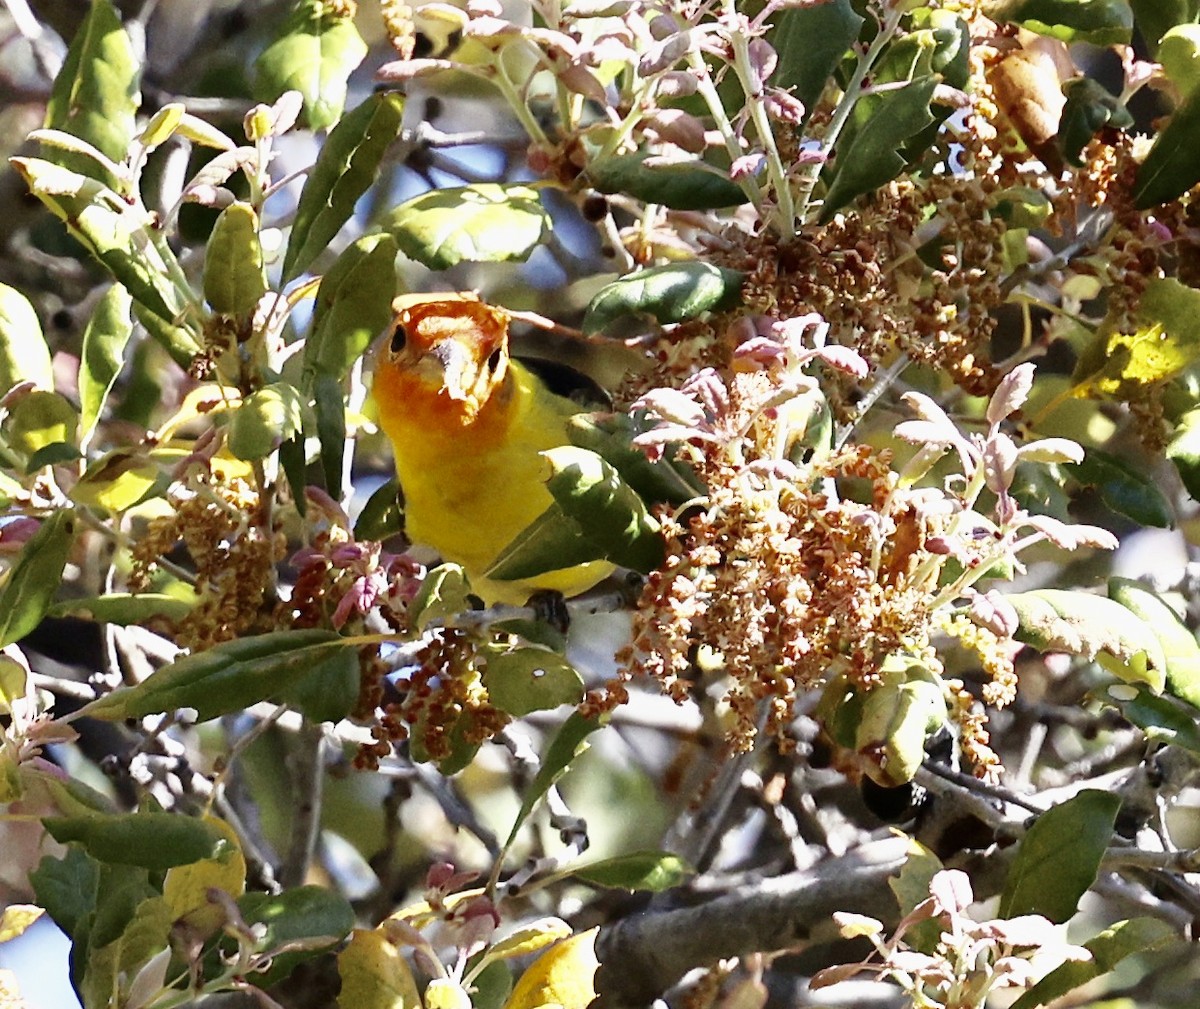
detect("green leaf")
[1133,88,1200,208]
[582,263,743,335]
[254,0,368,132]
[586,153,748,211]
[1158,24,1200,94]
[1108,578,1200,707]
[283,91,405,280]
[571,851,693,892]
[990,0,1134,44]
[1090,683,1200,753]
[408,564,473,632]
[1011,916,1179,1009]
[77,629,360,723]
[0,510,76,649]
[0,283,53,393]
[44,813,226,871]
[78,283,133,442]
[8,390,78,463]
[204,202,267,317]
[485,447,663,581]
[227,382,308,461]
[30,847,100,989]
[1131,0,1200,55]
[999,789,1120,922]
[483,646,583,716]
[888,841,944,953]
[79,896,172,1009]
[1007,589,1167,691]
[770,0,864,114]
[237,885,356,986]
[1075,279,1200,397]
[11,158,197,340]
[279,637,362,724]
[820,75,938,222]
[49,592,193,625]
[1065,449,1172,529]
[304,233,398,383]
[566,412,704,506]
[504,712,605,848]
[385,184,550,271]
[853,655,948,787]
[43,0,139,190]
[354,477,404,541]
[69,449,161,513]
[314,370,347,498]
[1058,78,1133,166]
[1167,406,1200,499]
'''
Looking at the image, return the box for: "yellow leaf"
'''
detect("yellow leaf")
[162,815,246,937]
[0,906,43,944]
[484,918,572,963]
[426,978,473,1009]
[337,928,422,1009]
[503,927,600,1009]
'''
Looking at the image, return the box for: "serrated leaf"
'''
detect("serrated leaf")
[1008,589,1167,691]
[820,75,938,222]
[305,233,398,383]
[337,928,422,1009]
[504,928,599,1009]
[483,646,583,716]
[586,154,748,211]
[999,789,1120,921]
[505,712,604,848]
[49,592,193,625]
[283,91,405,280]
[386,184,550,271]
[77,629,360,723]
[992,0,1134,44]
[0,510,76,649]
[1133,88,1200,207]
[582,263,743,335]
[571,851,694,891]
[1011,916,1180,1009]
[1091,683,1200,752]
[78,283,133,442]
[0,284,53,394]
[204,202,267,317]
[1109,578,1200,707]
[43,0,139,190]
[227,382,308,461]
[485,447,662,581]
[770,0,863,114]
[232,886,354,987]
[255,0,367,132]
[1065,449,1172,529]
[44,812,225,870]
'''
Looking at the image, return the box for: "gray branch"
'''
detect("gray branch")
[594,836,908,1009]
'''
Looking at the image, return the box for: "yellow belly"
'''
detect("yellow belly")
[376,362,613,605]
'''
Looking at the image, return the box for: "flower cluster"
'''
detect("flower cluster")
[811,869,1091,1007]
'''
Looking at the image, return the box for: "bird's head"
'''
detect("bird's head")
[374,294,512,426]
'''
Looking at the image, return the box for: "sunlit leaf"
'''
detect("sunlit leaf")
[483,646,583,716]
[337,928,422,1009]
[1108,577,1200,707]
[587,154,748,211]
[0,284,53,394]
[236,886,356,986]
[386,184,550,270]
[1008,589,1167,691]
[204,202,267,317]
[78,283,133,442]
[852,655,948,787]
[991,0,1134,44]
[227,382,308,461]
[571,851,694,892]
[0,906,44,944]
[49,593,193,625]
[163,816,246,938]
[503,928,599,1009]
[255,0,368,131]
[582,263,743,335]
[1090,683,1200,752]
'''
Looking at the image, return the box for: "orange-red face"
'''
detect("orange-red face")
[373,294,512,426]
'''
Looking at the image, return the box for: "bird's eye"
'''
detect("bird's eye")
[486,347,503,372]
[390,323,407,355]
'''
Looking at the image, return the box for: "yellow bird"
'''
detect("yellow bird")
[371,294,613,605]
